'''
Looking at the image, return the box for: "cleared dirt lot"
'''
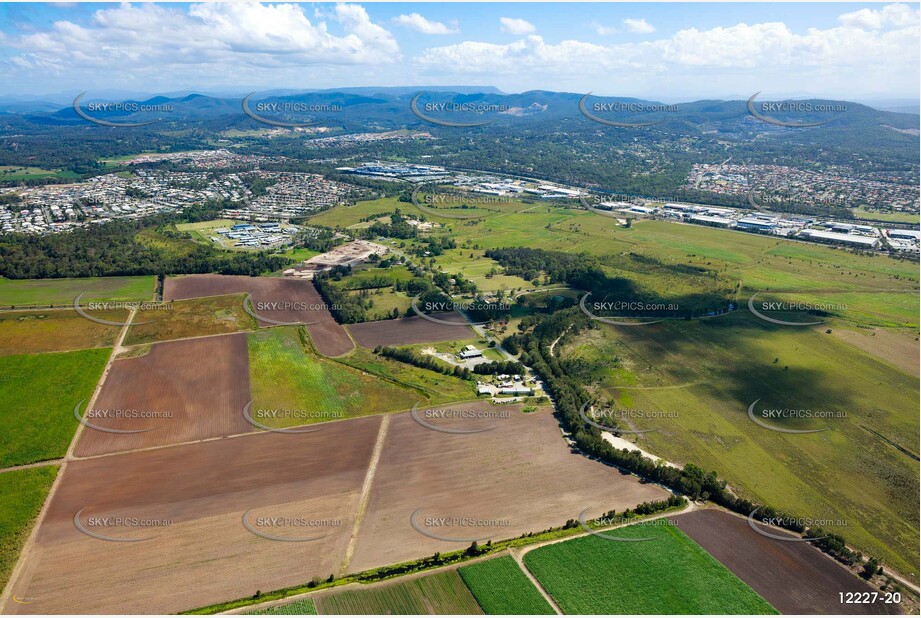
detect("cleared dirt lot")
[74,333,252,457]
[4,415,382,615]
[674,509,902,615]
[347,313,475,348]
[163,274,353,356]
[347,404,667,572]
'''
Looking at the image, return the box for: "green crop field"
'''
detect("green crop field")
[247,598,317,615]
[523,524,776,614]
[124,294,257,346]
[0,309,126,356]
[0,276,156,308]
[248,326,423,426]
[0,466,58,591]
[316,571,483,614]
[560,311,920,576]
[0,349,110,468]
[459,556,554,615]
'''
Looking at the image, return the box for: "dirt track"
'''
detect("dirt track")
[163,275,353,356]
[4,415,382,615]
[73,333,252,457]
[346,405,668,572]
[674,509,902,615]
[347,312,475,348]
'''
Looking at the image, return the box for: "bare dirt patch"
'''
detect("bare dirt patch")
[674,509,902,615]
[4,415,382,615]
[74,333,252,457]
[831,327,919,377]
[163,274,353,356]
[347,313,475,348]
[347,404,668,572]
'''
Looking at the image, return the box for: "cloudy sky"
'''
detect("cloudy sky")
[0,2,918,101]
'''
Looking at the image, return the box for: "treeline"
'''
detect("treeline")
[0,206,287,279]
[472,360,525,375]
[376,346,473,380]
[505,307,874,571]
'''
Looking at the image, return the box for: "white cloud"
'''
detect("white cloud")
[623,18,655,34]
[4,2,401,85]
[499,17,536,35]
[839,3,918,30]
[592,23,618,36]
[413,4,919,97]
[393,13,458,35]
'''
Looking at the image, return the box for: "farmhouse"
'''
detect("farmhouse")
[458,344,482,359]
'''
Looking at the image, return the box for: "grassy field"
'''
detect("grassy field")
[0,309,125,356]
[316,571,483,614]
[560,312,920,576]
[851,208,920,224]
[0,276,156,307]
[124,294,257,346]
[308,196,404,229]
[0,166,79,181]
[335,345,476,404]
[523,523,777,614]
[459,556,555,615]
[247,326,422,427]
[247,598,317,615]
[0,349,110,468]
[0,466,58,591]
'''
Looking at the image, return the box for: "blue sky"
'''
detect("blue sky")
[0,2,918,100]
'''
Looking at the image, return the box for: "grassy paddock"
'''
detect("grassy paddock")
[0,276,156,308]
[247,326,420,426]
[124,294,257,346]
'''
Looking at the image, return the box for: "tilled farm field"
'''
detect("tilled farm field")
[163,274,354,356]
[674,509,903,615]
[347,313,475,348]
[74,333,252,457]
[3,415,382,615]
[346,404,668,572]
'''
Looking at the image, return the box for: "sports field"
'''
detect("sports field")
[316,571,483,614]
[0,275,155,307]
[0,466,58,591]
[523,523,777,614]
[459,556,555,615]
[0,348,110,468]
[247,326,421,427]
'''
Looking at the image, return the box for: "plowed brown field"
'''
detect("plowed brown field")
[4,415,382,615]
[163,275,353,356]
[74,333,251,457]
[347,404,668,572]
[674,509,902,615]
[347,313,474,348]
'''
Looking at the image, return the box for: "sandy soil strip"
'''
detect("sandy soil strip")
[338,414,391,577]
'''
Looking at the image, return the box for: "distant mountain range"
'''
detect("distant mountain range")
[0,87,916,120]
